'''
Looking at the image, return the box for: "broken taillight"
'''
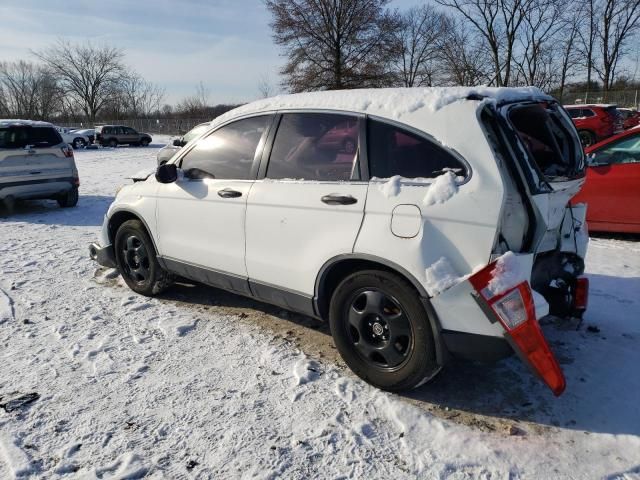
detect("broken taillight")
[61,145,74,158]
[574,276,589,312]
[469,261,566,396]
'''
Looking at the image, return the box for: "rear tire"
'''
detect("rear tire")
[72,138,86,149]
[57,187,78,208]
[329,270,439,391]
[114,219,171,296]
[140,138,150,147]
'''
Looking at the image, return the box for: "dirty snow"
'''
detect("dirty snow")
[487,251,530,296]
[214,86,551,124]
[1,139,639,479]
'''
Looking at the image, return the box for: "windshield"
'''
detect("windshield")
[507,103,585,182]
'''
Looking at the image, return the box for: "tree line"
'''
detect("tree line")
[266,0,640,101]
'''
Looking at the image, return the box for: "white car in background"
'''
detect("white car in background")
[54,126,91,149]
[90,87,588,395]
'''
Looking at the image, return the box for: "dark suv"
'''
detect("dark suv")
[95,125,152,147]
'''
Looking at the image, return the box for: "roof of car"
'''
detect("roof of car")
[0,119,55,127]
[212,86,553,127]
[564,104,617,109]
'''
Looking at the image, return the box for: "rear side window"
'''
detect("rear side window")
[29,127,62,147]
[567,109,581,119]
[367,119,467,179]
[582,109,595,117]
[180,115,269,180]
[267,113,360,181]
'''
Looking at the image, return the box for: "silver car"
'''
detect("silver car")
[1,120,79,213]
[157,122,210,165]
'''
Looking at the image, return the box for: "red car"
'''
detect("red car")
[572,127,640,233]
[618,108,640,130]
[564,104,623,147]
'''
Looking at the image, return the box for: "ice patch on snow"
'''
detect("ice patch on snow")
[377,175,402,197]
[424,257,461,296]
[293,358,321,386]
[423,171,458,206]
[0,429,32,478]
[487,251,529,296]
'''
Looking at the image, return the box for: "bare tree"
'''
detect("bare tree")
[512,0,566,89]
[595,0,640,96]
[438,16,492,86]
[177,81,210,115]
[119,73,165,117]
[435,0,536,86]
[34,39,125,123]
[555,10,584,101]
[265,0,397,91]
[0,61,62,119]
[390,5,447,87]
[257,73,275,98]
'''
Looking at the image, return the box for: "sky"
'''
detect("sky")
[0,0,417,106]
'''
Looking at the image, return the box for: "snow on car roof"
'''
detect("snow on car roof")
[0,119,55,127]
[212,86,552,126]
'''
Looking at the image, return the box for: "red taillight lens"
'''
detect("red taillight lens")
[469,260,566,396]
[61,145,74,158]
[574,277,589,311]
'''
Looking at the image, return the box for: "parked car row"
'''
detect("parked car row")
[53,124,153,149]
[564,103,638,147]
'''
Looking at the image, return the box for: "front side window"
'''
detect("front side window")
[125,127,137,135]
[590,133,640,165]
[267,113,360,181]
[180,115,269,180]
[367,119,468,179]
[582,109,595,117]
[183,124,210,144]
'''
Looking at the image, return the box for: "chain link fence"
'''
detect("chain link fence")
[558,89,640,109]
[57,118,212,136]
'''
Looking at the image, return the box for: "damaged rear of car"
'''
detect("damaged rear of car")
[427,98,587,395]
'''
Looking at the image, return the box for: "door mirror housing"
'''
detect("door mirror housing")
[156,163,178,183]
[172,138,183,147]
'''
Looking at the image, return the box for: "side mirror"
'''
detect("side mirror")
[156,163,178,183]
[172,138,183,147]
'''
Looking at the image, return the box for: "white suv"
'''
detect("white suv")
[1,120,80,212]
[90,88,588,395]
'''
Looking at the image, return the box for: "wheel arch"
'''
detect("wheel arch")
[107,209,159,256]
[315,254,446,366]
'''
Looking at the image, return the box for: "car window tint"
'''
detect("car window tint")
[367,119,467,179]
[180,116,268,180]
[267,113,360,181]
[0,127,29,149]
[183,124,209,144]
[125,127,137,135]
[582,109,595,117]
[28,127,62,147]
[567,109,581,119]
[592,133,640,165]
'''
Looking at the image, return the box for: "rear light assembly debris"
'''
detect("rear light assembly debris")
[469,261,566,396]
[573,276,589,312]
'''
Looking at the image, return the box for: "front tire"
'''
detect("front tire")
[140,138,150,147]
[72,138,86,149]
[578,130,595,147]
[114,220,171,296]
[57,187,78,208]
[108,138,118,148]
[329,270,438,391]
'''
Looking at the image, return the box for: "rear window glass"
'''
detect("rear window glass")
[0,126,61,149]
[367,119,468,179]
[509,104,585,181]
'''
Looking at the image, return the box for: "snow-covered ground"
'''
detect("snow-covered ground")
[1,137,639,479]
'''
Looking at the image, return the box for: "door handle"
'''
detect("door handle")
[29,171,42,175]
[321,194,358,205]
[218,188,242,198]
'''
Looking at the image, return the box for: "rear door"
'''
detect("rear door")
[245,112,367,302]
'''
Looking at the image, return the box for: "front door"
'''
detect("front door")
[245,112,367,303]
[156,115,271,292]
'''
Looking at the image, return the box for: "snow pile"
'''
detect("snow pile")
[293,358,322,386]
[213,86,551,125]
[487,251,529,296]
[0,288,13,324]
[0,431,32,478]
[423,171,458,206]
[424,257,461,296]
[377,175,402,197]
